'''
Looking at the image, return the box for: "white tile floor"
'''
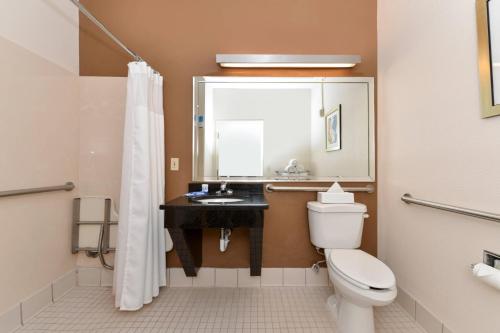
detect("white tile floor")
[16,286,427,333]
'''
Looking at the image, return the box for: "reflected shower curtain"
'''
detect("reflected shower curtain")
[114,62,167,311]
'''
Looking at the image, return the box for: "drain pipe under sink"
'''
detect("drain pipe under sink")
[220,228,232,252]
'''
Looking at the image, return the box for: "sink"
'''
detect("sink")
[195,198,244,204]
[161,183,269,277]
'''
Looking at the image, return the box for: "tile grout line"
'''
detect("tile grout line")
[19,303,23,326]
[396,286,450,333]
[14,286,425,333]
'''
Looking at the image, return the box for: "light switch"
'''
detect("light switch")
[170,158,179,171]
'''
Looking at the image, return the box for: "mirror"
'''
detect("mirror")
[193,77,375,182]
[216,120,264,177]
[477,0,500,117]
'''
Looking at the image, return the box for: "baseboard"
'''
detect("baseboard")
[0,269,77,333]
[76,266,331,288]
[76,266,113,287]
[396,287,454,333]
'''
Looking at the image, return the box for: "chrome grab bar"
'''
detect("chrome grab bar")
[0,182,75,198]
[401,193,500,223]
[265,184,375,193]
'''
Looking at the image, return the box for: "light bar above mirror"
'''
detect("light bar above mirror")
[216,54,361,68]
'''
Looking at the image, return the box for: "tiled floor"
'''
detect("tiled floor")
[17,287,426,333]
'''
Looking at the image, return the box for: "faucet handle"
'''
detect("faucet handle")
[217,181,233,195]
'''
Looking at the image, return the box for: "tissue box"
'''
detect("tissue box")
[317,191,354,204]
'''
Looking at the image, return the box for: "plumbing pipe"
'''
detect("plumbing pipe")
[315,247,325,256]
[220,228,231,252]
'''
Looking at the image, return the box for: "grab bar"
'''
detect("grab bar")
[265,184,375,193]
[0,182,75,198]
[401,193,500,223]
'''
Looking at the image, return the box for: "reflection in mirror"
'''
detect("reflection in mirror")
[193,77,375,182]
[216,120,264,177]
[489,0,500,105]
[477,0,500,117]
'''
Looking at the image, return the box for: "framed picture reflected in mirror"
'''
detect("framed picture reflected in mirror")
[325,105,341,151]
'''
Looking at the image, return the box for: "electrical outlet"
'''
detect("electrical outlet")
[170,158,179,171]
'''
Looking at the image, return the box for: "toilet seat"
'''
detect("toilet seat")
[328,249,396,290]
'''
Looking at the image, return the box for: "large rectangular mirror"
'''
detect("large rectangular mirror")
[193,77,375,182]
[477,0,500,117]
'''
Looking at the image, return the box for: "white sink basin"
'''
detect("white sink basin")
[195,198,244,204]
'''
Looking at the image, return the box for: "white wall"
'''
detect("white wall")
[77,76,127,268]
[0,0,79,74]
[378,1,500,332]
[206,85,313,176]
[310,83,370,177]
[0,0,79,315]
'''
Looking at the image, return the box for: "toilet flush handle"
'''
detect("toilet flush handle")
[363,213,370,219]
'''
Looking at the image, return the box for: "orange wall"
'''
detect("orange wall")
[79,0,377,268]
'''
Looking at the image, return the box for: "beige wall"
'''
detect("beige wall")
[378,1,500,332]
[0,0,79,74]
[77,76,127,268]
[0,1,79,314]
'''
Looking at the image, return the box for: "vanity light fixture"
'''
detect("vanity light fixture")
[216,54,361,68]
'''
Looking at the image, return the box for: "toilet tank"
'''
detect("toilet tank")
[307,202,367,249]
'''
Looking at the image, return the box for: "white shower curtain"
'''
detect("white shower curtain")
[114,62,167,311]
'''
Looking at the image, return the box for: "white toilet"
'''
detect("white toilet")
[307,201,397,333]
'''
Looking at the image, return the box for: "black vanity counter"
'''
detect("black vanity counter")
[160,192,268,211]
[160,183,267,276]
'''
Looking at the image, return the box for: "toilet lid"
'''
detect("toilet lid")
[328,249,396,290]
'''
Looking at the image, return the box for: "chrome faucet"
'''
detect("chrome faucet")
[217,181,233,195]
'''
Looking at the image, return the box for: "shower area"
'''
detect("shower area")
[0,1,171,328]
[65,0,173,311]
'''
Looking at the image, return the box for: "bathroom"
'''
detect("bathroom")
[1,0,500,332]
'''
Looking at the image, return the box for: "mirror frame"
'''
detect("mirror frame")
[192,76,376,183]
[477,0,500,118]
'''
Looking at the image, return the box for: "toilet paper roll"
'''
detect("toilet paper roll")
[472,263,500,290]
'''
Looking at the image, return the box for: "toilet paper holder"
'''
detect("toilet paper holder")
[470,250,500,269]
[470,250,500,291]
[483,250,500,269]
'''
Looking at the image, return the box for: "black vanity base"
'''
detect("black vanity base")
[160,183,268,277]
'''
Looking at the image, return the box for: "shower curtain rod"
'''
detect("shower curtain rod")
[69,0,159,73]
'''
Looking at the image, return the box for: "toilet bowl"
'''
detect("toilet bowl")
[325,249,396,333]
[307,200,397,333]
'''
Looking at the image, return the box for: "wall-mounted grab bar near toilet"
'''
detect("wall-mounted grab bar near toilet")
[401,193,500,223]
[265,184,375,193]
[0,182,75,198]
